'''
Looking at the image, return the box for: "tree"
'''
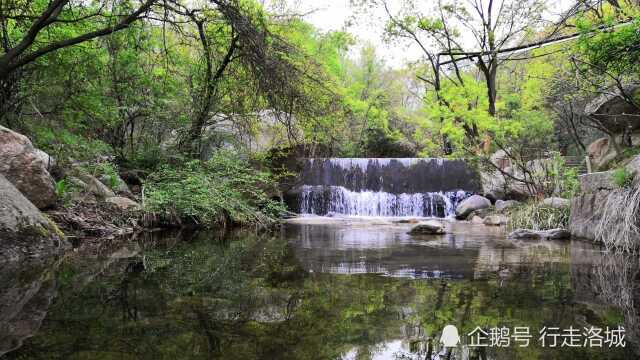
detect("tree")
[0,0,158,121]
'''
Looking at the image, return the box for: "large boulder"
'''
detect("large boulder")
[570,191,607,241]
[579,171,616,192]
[584,86,640,133]
[407,220,446,235]
[33,148,55,170]
[0,126,57,209]
[587,137,618,171]
[570,155,640,241]
[481,150,536,201]
[455,195,491,219]
[0,175,65,262]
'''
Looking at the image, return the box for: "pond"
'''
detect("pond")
[1,217,639,359]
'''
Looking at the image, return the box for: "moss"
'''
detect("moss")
[16,217,65,239]
[45,215,65,238]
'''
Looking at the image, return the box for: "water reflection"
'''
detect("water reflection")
[0,220,639,359]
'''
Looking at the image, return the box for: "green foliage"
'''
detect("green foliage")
[55,179,68,198]
[92,162,120,189]
[31,127,113,165]
[507,202,570,231]
[612,167,635,188]
[547,152,581,198]
[578,16,640,75]
[144,150,285,228]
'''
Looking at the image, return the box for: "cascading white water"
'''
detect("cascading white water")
[300,185,468,218]
[296,158,478,218]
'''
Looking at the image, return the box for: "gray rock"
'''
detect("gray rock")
[71,170,116,199]
[0,260,57,356]
[541,197,570,209]
[579,171,616,193]
[570,191,608,241]
[495,200,520,211]
[98,174,131,194]
[0,126,57,209]
[508,228,571,240]
[0,174,65,262]
[408,220,446,235]
[508,229,542,239]
[33,149,55,170]
[625,154,640,179]
[67,176,88,189]
[545,228,572,240]
[105,196,140,211]
[584,86,640,133]
[587,137,620,171]
[483,215,507,226]
[86,176,116,199]
[471,216,484,224]
[455,195,491,219]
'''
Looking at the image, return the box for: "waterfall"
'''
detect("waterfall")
[292,158,481,218]
[300,186,469,217]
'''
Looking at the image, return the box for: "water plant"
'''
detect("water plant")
[507,202,570,231]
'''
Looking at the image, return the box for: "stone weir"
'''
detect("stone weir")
[288,158,481,218]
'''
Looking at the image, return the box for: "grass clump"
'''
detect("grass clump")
[507,202,570,231]
[595,184,640,253]
[143,150,286,228]
[612,167,635,188]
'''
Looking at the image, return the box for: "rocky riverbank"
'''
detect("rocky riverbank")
[0,126,146,261]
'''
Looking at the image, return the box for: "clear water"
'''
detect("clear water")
[1,218,639,359]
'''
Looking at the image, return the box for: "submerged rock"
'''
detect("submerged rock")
[394,218,421,224]
[0,174,65,262]
[0,126,57,209]
[408,220,446,235]
[508,228,571,240]
[542,197,570,209]
[455,195,491,219]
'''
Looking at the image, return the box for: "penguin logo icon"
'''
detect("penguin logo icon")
[440,325,461,347]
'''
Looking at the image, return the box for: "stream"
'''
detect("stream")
[2,217,639,359]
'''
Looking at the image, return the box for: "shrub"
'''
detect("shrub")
[507,202,570,231]
[32,127,113,165]
[612,167,634,188]
[143,150,286,228]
